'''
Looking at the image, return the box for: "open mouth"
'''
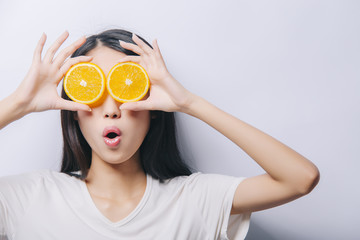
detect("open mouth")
[106,132,119,139]
[103,126,121,147]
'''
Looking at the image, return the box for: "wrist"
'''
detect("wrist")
[0,92,28,130]
[179,93,204,116]
[9,91,32,117]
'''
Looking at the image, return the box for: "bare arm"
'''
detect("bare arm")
[114,33,320,214]
[0,93,26,130]
[183,96,320,214]
[0,32,92,131]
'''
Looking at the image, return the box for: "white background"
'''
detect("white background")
[0,0,359,239]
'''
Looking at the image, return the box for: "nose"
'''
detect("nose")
[102,93,121,119]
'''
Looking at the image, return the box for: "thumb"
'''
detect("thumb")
[55,99,92,112]
[120,100,152,111]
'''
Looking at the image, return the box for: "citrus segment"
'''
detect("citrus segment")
[63,62,106,105]
[107,62,150,102]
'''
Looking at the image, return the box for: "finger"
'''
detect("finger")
[152,39,158,51]
[43,31,69,63]
[117,55,141,64]
[53,36,87,67]
[56,55,93,82]
[152,39,162,55]
[120,100,152,111]
[55,98,92,112]
[132,33,154,55]
[152,39,165,60]
[119,40,144,55]
[33,33,47,63]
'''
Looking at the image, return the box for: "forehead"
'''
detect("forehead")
[86,46,127,76]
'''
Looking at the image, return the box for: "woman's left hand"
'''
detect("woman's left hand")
[117,33,195,112]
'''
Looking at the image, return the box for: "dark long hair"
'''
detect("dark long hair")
[60,29,192,181]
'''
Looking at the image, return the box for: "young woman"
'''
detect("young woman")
[0,29,320,239]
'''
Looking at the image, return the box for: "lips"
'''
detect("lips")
[103,126,121,147]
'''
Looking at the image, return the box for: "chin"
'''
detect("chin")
[99,152,135,166]
[101,155,128,165]
[103,158,125,164]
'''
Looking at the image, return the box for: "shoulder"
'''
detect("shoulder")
[150,173,250,239]
[156,172,246,197]
[0,169,62,216]
[0,169,82,209]
[0,169,80,193]
[164,172,245,186]
[0,169,76,181]
[0,169,51,186]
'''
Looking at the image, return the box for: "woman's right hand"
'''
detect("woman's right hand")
[14,31,92,114]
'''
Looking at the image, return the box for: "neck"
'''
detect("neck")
[85,151,147,200]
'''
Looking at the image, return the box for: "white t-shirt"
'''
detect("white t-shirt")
[0,170,250,240]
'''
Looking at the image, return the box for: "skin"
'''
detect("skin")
[76,47,151,221]
[0,31,320,223]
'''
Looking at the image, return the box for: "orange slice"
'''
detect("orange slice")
[63,62,106,106]
[107,62,150,103]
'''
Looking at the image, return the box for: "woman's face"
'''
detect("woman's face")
[76,46,150,165]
